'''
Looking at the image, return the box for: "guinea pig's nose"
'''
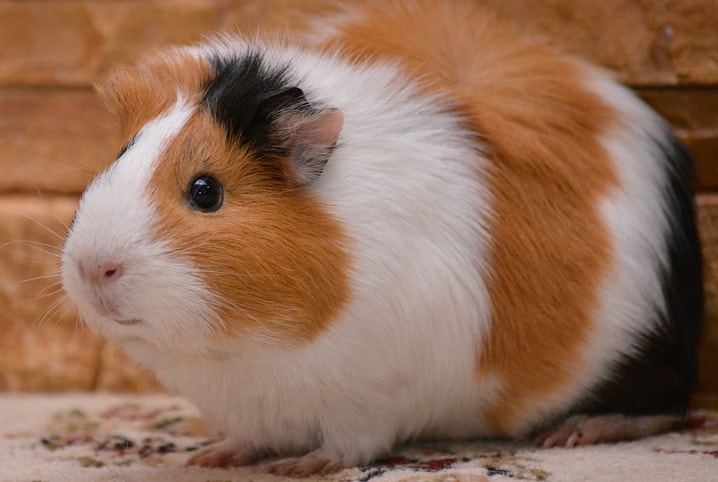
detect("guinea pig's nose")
[77,259,124,286]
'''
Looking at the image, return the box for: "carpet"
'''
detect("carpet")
[1,394,716,482]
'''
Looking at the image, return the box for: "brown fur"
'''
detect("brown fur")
[149,112,351,343]
[96,51,212,146]
[319,0,619,433]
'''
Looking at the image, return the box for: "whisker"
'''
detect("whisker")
[72,311,89,338]
[15,285,66,308]
[34,295,68,332]
[11,260,62,266]
[31,185,74,230]
[19,213,66,242]
[54,156,98,177]
[16,273,62,284]
[0,241,63,260]
[35,283,65,299]
[0,238,63,251]
[0,238,51,253]
[27,174,81,254]
[26,246,61,259]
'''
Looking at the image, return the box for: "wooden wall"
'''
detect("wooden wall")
[1,0,717,399]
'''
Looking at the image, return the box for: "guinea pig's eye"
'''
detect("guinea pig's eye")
[188,175,223,212]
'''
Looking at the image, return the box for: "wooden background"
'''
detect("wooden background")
[1,0,717,401]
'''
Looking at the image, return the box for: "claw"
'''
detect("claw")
[268,452,342,476]
[186,440,258,468]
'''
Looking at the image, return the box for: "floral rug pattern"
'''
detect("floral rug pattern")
[1,394,717,482]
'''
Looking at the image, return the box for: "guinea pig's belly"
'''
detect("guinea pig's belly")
[124,338,501,448]
[124,349,322,451]
[198,370,495,449]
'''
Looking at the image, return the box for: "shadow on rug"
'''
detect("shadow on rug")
[1,394,717,482]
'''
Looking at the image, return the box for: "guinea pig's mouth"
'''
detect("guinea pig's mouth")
[112,318,143,326]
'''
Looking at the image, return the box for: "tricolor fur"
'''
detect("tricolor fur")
[61,0,702,471]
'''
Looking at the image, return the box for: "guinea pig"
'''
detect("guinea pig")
[60,0,703,476]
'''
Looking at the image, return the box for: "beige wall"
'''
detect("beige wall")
[1,0,717,397]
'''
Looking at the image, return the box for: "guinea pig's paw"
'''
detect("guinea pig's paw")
[186,440,260,468]
[267,449,342,477]
[535,414,681,448]
[534,415,590,448]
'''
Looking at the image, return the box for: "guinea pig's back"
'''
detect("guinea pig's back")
[312,0,702,436]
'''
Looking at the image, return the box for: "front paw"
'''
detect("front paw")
[268,451,343,476]
[187,439,260,468]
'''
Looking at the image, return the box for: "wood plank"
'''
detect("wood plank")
[697,194,718,395]
[0,194,100,391]
[639,88,718,191]
[0,0,221,87]
[0,0,716,87]
[0,88,118,195]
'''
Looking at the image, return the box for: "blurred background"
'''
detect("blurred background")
[0,0,717,404]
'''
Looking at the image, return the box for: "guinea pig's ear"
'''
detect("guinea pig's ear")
[256,88,344,185]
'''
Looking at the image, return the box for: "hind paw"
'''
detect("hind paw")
[535,413,680,448]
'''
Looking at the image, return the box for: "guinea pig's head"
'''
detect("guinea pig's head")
[61,45,349,354]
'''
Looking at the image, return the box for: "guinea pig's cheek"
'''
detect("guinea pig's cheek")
[60,101,222,351]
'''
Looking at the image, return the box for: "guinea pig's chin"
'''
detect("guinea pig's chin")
[80,311,144,339]
[110,317,143,326]
[87,306,144,328]
[84,304,143,330]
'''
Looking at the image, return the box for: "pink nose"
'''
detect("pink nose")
[77,260,124,285]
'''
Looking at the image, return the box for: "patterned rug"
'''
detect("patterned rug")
[1,394,717,482]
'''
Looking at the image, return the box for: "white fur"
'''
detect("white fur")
[62,99,222,355]
[587,73,674,392]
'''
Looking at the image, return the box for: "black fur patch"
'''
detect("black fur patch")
[201,52,315,160]
[576,129,703,417]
